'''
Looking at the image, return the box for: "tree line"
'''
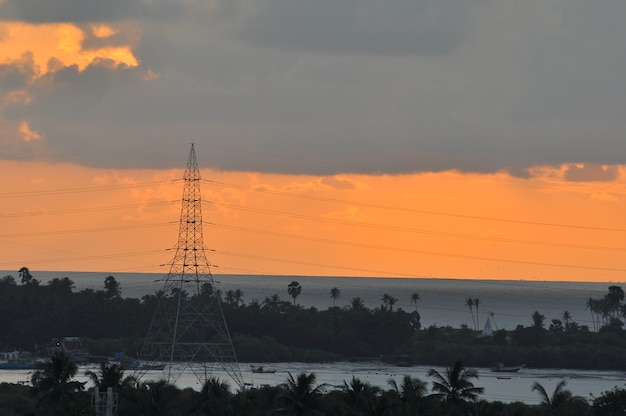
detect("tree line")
[2,269,626,371]
[3,351,624,415]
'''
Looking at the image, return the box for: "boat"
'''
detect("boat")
[0,359,40,370]
[250,365,276,374]
[119,358,165,371]
[491,363,524,373]
[0,352,41,370]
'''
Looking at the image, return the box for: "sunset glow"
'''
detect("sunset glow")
[0,22,138,75]
[1,158,626,283]
[2,2,626,283]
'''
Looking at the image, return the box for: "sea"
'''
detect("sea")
[5,270,616,330]
[2,271,624,404]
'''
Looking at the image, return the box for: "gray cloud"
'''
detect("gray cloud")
[232,0,476,55]
[564,164,620,183]
[2,0,626,175]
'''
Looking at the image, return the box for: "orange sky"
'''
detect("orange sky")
[2,22,626,282]
[1,159,626,283]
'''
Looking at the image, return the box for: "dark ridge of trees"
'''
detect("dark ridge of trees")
[2,270,626,372]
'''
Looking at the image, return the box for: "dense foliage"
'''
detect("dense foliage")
[2,268,626,372]
[1,353,625,416]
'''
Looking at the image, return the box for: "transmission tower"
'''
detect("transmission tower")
[136,144,243,388]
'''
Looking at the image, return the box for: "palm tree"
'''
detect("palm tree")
[329,287,341,308]
[410,292,420,313]
[279,372,326,416]
[388,375,427,413]
[85,362,135,393]
[287,281,302,307]
[133,379,181,415]
[606,286,624,318]
[465,298,476,330]
[586,297,598,331]
[350,297,366,311]
[196,377,233,416]
[428,360,484,403]
[342,376,383,416]
[532,379,587,413]
[233,288,244,306]
[31,351,85,415]
[474,298,480,330]
[562,310,571,330]
[381,293,398,312]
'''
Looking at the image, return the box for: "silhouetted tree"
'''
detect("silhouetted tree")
[474,298,481,330]
[532,311,546,329]
[329,287,341,308]
[279,372,326,416]
[31,351,85,415]
[428,360,484,403]
[466,298,476,330]
[410,292,420,313]
[104,275,122,299]
[288,281,302,307]
[532,379,587,414]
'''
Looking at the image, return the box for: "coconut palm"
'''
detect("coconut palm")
[350,297,366,311]
[342,376,386,416]
[586,297,597,331]
[279,372,326,416]
[133,379,181,416]
[388,375,427,413]
[428,360,484,403]
[381,293,398,312]
[85,362,135,393]
[195,377,233,416]
[329,287,341,308]
[532,379,587,413]
[474,298,481,330]
[410,292,420,313]
[562,310,572,330]
[31,351,85,415]
[465,298,476,330]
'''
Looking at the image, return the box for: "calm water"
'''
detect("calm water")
[2,362,624,405]
[1,271,624,404]
[6,271,615,330]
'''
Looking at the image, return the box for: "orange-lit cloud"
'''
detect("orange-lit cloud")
[0,22,138,76]
[18,121,42,141]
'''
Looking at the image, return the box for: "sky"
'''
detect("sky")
[1,0,626,282]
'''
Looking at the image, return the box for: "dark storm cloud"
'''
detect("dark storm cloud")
[233,0,475,55]
[0,0,140,22]
[0,52,38,94]
[3,0,626,175]
[0,0,225,23]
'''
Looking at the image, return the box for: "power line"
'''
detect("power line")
[207,200,626,253]
[203,179,626,233]
[208,222,626,273]
[2,222,175,238]
[0,180,180,199]
[0,201,178,219]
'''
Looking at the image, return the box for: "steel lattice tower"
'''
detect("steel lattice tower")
[136,144,243,388]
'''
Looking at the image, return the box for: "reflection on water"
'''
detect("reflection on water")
[3,361,622,405]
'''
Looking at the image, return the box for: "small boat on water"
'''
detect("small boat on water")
[491,363,525,373]
[0,352,41,370]
[0,360,40,370]
[250,365,276,374]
